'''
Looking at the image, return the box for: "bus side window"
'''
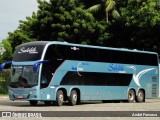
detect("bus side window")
[97,49,111,63]
[123,52,135,65]
[84,48,98,62]
[54,45,68,60]
[111,50,123,64]
[67,46,84,61]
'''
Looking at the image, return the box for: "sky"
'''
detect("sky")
[0,0,40,42]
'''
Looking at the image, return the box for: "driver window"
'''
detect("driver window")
[40,45,66,89]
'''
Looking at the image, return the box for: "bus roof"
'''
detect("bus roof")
[22,41,158,55]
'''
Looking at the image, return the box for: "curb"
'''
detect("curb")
[0,96,8,99]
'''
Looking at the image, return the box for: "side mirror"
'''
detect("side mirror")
[33,60,49,73]
[0,62,12,72]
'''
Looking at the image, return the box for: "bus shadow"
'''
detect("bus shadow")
[1,100,151,107]
[16,101,103,107]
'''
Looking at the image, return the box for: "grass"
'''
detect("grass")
[0,94,8,96]
[0,77,5,82]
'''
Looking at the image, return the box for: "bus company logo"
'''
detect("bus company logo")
[18,47,38,54]
[127,66,155,87]
[108,63,124,72]
[71,67,83,71]
[71,47,80,51]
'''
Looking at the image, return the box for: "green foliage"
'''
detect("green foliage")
[106,0,116,12]
[0,40,12,63]
[0,69,10,94]
[2,0,160,55]
[87,0,120,22]
[118,0,160,49]
[5,0,109,51]
[0,43,5,63]
[87,4,101,13]
[120,0,160,28]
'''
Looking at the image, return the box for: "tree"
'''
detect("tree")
[8,30,36,52]
[0,43,6,56]
[119,0,160,50]
[7,0,110,51]
[0,43,6,63]
[0,40,12,63]
[5,0,160,54]
[87,0,120,22]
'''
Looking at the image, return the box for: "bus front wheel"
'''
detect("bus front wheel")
[68,90,78,106]
[128,89,135,102]
[29,100,38,106]
[135,90,145,103]
[55,90,64,106]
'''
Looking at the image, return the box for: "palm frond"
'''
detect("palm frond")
[112,9,120,19]
[87,4,101,13]
[105,0,116,12]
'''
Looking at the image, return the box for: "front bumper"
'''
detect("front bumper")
[9,87,38,101]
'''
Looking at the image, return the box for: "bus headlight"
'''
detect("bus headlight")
[50,85,58,88]
[30,89,37,94]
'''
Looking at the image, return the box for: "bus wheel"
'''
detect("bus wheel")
[128,89,135,102]
[55,90,64,106]
[135,90,145,103]
[29,100,38,106]
[68,90,77,106]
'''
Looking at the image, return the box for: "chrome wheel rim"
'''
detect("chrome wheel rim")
[72,93,77,102]
[59,94,64,103]
[129,93,134,100]
[138,92,143,101]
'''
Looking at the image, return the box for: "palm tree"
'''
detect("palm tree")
[87,0,120,22]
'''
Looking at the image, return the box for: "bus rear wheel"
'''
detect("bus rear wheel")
[135,90,145,103]
[68,90,78,106]
[55,90,64,106]
[29,100,38,106]
[128,89,135,102]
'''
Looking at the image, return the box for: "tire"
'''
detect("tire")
[68,90,78,106]
[55,90,64,106]
[76,97,81,105]
[135,90,145,103]
[29,100,38,106]
[128,89,135,102]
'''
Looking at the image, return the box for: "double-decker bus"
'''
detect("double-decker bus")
[0,41,159,106]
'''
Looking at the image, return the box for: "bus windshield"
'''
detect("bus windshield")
[9,66,38,88]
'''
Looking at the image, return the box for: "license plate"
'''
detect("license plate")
[18,95,23,99]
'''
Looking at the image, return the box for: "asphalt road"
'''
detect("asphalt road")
[0,97,160,120]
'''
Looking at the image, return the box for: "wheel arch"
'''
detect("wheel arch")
[128,88,136,94]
